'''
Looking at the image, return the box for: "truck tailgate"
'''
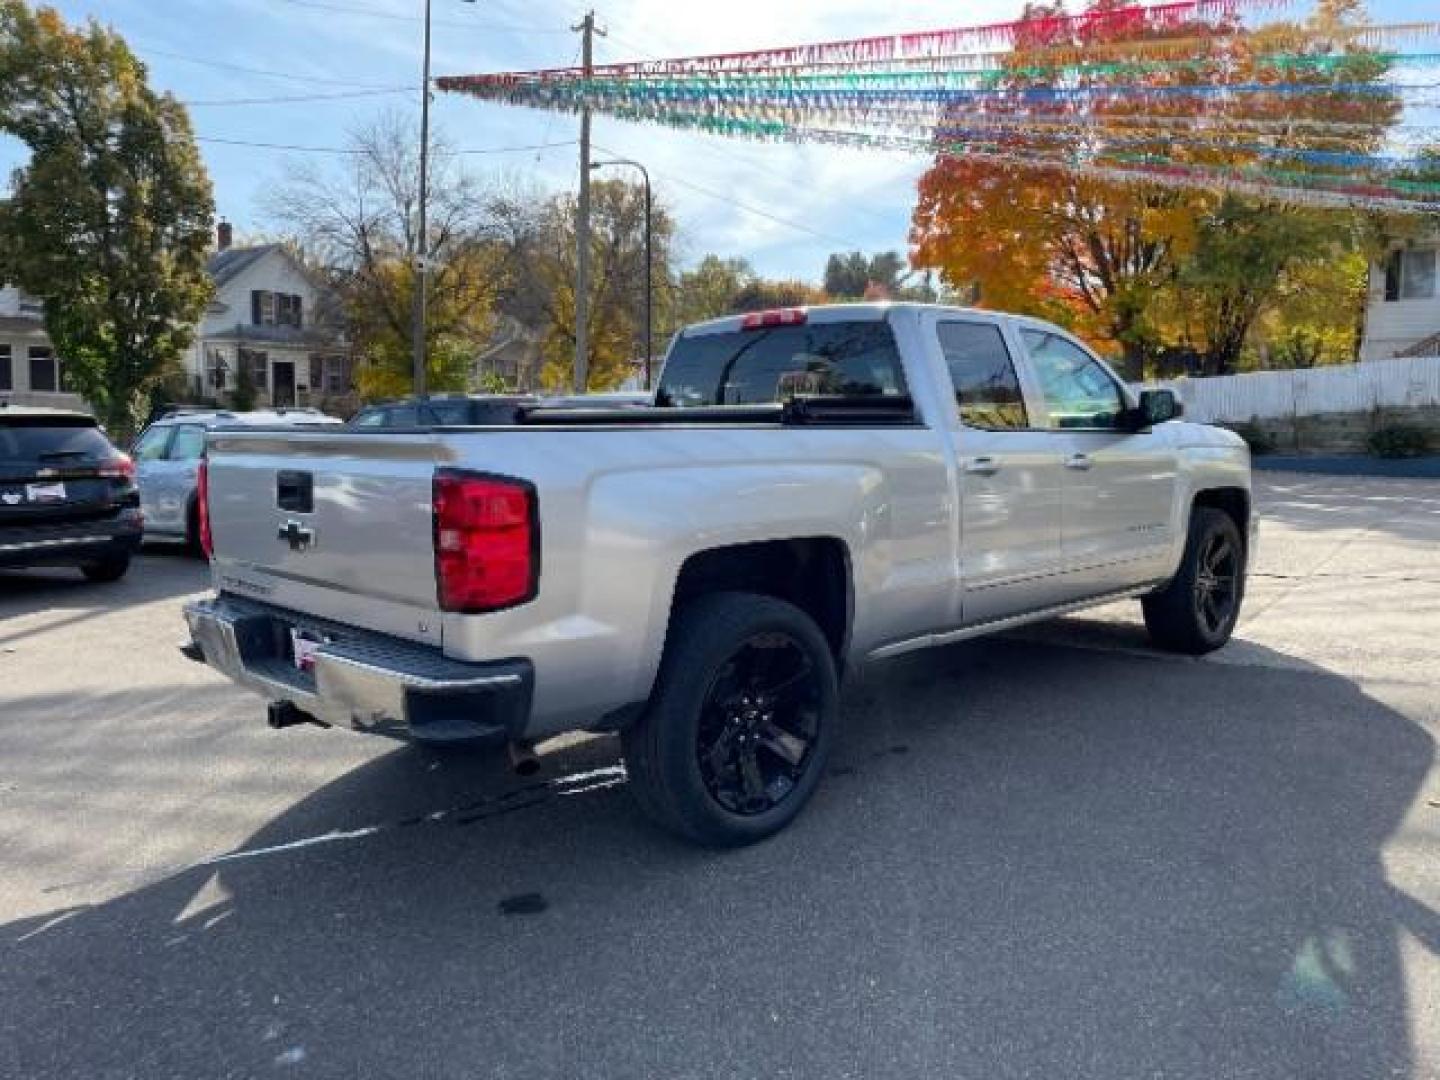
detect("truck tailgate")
[206,430,445,646]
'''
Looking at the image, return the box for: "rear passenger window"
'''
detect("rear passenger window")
[937,322,1028,430]
[168,425,206,461]
[657,322,907,407]
[132,426,172,461]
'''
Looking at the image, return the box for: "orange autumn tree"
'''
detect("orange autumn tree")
[911,0,1400,375]
[911,0,1242,374]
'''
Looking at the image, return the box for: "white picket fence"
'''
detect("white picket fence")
[1132,354,1440,424]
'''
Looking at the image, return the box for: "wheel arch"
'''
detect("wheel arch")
[1192,486,1250,546]
[667,537,854,675]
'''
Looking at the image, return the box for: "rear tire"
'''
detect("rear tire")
[1142,507,1245,655]
[185,498,204,558]
[622,592,838,847]
[80,552,131,583]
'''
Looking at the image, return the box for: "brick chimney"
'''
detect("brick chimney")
[217,220,233,252]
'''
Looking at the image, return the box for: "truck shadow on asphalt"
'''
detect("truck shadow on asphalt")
[3,633,1437,1079]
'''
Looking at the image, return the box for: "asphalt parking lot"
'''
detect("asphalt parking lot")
[1,472,1437,1080]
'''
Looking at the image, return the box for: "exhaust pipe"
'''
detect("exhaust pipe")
[267,700,321,730]
[507,740,541,777]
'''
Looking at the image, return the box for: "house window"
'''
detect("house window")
[252,290,276,326]
[277,293,303,328]
[1384,249,1437,301]
[239,348,268,389]
[0,345,11,390]
[206,348,229,391]
[28,346,58,392]
[332,358,349,393]
[251,290,303,327]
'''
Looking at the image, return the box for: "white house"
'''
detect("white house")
[187,225,353,409]
[0,284,74,408]
[0,222,354,414]
[1360,233,1440,361]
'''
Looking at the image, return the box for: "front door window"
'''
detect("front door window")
[1020,330,1125,430]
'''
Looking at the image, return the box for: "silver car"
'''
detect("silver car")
[134,408,340,550]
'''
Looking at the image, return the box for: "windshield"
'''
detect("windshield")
[656,320,907,407]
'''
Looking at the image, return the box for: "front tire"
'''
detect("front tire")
[622,592,839,847]
[1142,507,1245,655]
[80,552,131,583]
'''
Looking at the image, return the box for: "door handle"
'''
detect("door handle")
[965,456,1000,476]
[1065,453,1092,471]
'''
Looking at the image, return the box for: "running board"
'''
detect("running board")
[867,582,1165,662]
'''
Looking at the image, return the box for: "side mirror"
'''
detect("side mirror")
[1126,388,1182,429]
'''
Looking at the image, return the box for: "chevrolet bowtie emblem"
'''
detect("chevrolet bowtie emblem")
[278,519,315,552]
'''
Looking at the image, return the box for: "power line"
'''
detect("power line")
[195,134,576,155]
[137,43,403,90]
[595,142,866,249]
[184,86,412,106]
[460,140,577,155]
[266,0,570,32]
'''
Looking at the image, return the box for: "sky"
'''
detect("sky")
[0,0,1433,283]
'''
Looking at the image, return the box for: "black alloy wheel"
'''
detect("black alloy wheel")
[622,591,839,846]
[695,630,823,816]
[1192,528,1240,638]
[1142,506,1246,655]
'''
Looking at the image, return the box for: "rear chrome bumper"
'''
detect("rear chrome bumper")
[183,594,533,744]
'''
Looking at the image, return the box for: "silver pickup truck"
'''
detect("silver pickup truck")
[185,303,1255,845]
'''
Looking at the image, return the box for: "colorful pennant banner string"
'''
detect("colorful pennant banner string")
[437,0,1440,214]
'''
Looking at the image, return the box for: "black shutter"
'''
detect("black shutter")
[251,290,262,324]
[293,294,303,328]
[1384,252,1402,302]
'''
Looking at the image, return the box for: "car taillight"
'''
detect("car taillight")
[197,457,213,560]
[740,308,807,330]
[99,453,135,482]
[433,469,538,613]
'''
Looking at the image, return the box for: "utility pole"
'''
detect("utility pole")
[572,10,603,394]
[412,0,435,399]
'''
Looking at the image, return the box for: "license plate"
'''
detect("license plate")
[25,481,66,503]
[290,629,325,672]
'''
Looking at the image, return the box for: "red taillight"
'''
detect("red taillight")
[99,453,135,482]
[433,470,538,613]
[196,457,213,560]
[740,308,807,330]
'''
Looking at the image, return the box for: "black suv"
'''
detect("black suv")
[0,407,142,582]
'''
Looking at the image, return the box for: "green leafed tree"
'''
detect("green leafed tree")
[672,255,756,328]
[0,1,214,434]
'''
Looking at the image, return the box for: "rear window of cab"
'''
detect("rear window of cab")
[657,322,907,408]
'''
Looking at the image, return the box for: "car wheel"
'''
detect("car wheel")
[1142,507,1245,655]
[621,591,838,847]
[80,552,131,583]
[185,497,204,558]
